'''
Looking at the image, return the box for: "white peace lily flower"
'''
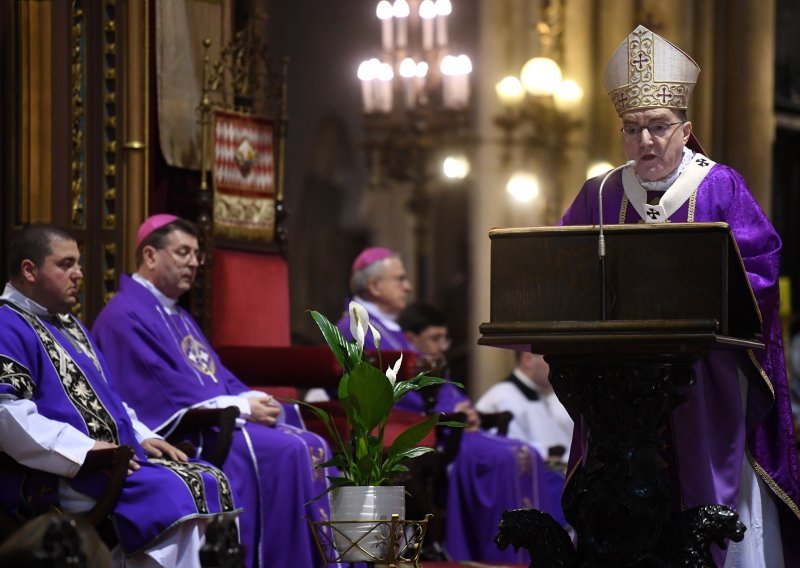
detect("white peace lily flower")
[349,301,370,351]
[368,323,381,350]
[385,353,403,386]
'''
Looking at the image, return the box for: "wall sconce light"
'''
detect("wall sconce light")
[506,171,540,203]
[586,160,615,180]
[495,57,584,164]
[442,153,471,180]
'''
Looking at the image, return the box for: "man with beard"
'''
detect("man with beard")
[0,223,238,566]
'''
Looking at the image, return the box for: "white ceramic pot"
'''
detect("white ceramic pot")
[329,485,406,562]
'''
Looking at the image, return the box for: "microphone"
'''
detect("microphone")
[597,160,635,320]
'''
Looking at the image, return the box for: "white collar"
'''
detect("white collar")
[352,295,401,332]
[622,151,716,223]
[1,282,53,317]
[133,273,179,313]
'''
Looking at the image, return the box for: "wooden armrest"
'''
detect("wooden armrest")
[477,410,513,436]
[0,445,133,537]
[80,445,134,526]
[166,407,240,468]
[171,407,241,432]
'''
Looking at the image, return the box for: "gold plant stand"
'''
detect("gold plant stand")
[309,513,432,567]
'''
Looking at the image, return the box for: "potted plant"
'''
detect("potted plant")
[300,301,462,563]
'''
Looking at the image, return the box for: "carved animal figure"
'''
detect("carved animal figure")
[663,505,746,567]
[494,508,577,568]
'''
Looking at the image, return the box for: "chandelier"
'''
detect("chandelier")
[357,0,473,298]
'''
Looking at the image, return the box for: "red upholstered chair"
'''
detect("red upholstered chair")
[208,251,438,456]
[209,248,343,430]
[211,248,291,349]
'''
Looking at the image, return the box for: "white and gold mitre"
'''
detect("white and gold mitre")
[603,25,700,116]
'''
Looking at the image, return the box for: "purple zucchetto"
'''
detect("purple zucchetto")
[136,214,178,247]
[351,247,397,273]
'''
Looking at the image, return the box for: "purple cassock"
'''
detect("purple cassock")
[92,275,333,568]
[560,156,800,564]
[336,304,565,563]
[0,300,239,556]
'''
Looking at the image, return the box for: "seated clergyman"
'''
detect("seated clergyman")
[92,214,335,568]
[0,223,239,567]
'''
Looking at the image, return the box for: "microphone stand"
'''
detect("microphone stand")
[598,160,635,320]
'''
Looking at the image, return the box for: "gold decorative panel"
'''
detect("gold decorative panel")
[19,1,53,223]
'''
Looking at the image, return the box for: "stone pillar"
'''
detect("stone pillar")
[468,0,520,397]
[717,0,775,214]
[590,0,636,168]
[560,0,592,213]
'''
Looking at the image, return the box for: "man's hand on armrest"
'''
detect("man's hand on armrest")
[140,438,189,463]
[92,440,141,475]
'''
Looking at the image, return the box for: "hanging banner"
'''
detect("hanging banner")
[212,109,276,242]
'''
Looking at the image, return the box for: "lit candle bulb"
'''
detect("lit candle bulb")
[376,61,394,113]
[419,0,436,51]
[376,1,394,52]
[434,0,451,47]
[440,54,457,108]
[393,0,410,49]
[357,59,377,113]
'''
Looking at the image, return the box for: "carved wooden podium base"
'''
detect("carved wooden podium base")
[495,355,745,568]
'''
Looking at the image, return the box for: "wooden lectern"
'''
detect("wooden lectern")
[481,223,756,566]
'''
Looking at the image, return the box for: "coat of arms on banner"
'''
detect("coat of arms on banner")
[212,109,275,242]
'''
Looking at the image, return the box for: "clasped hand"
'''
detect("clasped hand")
[247,395,281,426]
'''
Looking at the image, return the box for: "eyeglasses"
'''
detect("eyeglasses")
[161,246,206,266]
[620,121,684,139]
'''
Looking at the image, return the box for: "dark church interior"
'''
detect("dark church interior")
[1,1,799,566]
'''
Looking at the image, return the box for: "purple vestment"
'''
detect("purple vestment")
[0,300,238,556]
[561,160,800,564]
[92,275,333,568]
[336,305,563,563]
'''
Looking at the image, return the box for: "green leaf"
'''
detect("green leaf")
[392,446,437,462]
[437,420,466,428]
[309,310,362,372]
[386,413,439,458]
[347,362,394,432]
[318,454,348,470]
[287,399,353,469]
[327,476,356,488]
[337,373,358,429]
[356,454,377,484]
[392,374,463,401]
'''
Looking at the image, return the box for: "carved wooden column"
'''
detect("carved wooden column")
[122,0,149,273]
[18,0,54,223]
